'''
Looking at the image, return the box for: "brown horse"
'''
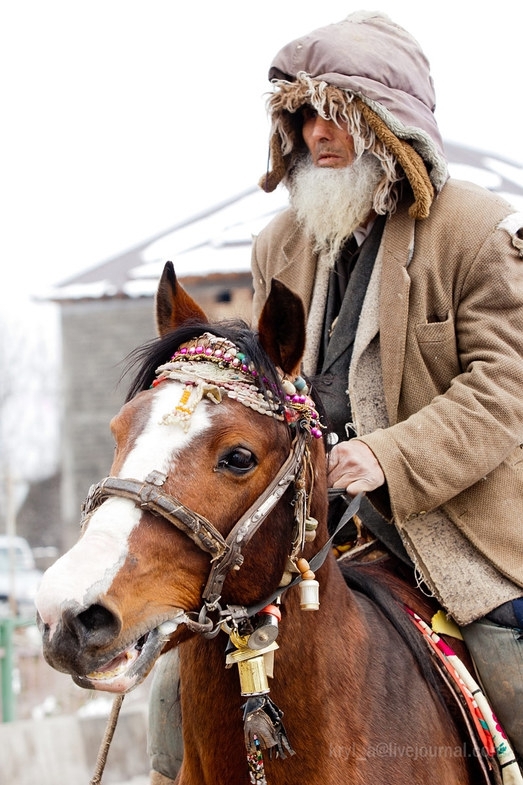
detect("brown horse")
[36,262,480,784]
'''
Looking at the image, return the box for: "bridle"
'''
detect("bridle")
[82,331,364,783]
[81,425,310,617]
[81,330,327,633]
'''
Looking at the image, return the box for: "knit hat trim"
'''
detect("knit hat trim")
[355,98,434,219]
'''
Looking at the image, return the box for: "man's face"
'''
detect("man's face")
[301,107,356,169]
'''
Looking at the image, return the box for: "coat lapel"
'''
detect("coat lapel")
[268,206,415,423]
[377,205,415,425]
[273,225,317,311]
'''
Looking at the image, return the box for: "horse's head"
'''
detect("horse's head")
[36,263,328,693]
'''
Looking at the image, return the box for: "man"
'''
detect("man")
[148,12,523,781]
[252,8,523,762]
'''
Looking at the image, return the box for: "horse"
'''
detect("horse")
[36,262,483,784]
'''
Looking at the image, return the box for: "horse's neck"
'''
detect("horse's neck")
[180,556,363,714]
[178,557,474,785]
[177,559,368,783]
[181,558,366,696]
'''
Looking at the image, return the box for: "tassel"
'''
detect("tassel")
[243,695,295,759]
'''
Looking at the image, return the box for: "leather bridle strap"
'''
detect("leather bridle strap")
[236,490,364,619]
[202,429,309,607]
[81,474,229,559]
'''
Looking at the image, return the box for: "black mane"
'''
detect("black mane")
[122,319,284,404]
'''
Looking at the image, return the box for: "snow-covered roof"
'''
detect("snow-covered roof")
[50,187,289,301]
[50,142,523,302]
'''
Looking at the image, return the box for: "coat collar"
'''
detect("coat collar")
[274,222,318,311]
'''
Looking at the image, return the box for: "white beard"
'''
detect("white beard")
[289,154,383,262]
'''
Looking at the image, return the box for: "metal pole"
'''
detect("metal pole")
[6,468,18,617]
[0,618,15,722]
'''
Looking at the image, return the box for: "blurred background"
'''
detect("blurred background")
[0,1,521,782]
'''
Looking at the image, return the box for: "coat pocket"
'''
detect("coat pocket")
[414,311,460,389]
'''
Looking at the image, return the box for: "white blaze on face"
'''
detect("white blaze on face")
[36,382,212,637]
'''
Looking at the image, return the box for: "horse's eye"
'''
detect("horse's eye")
[217,447,257,474]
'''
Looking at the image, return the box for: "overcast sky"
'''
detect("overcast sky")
[2,0,522,302]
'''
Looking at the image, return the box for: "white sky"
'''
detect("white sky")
[1,0,522,300]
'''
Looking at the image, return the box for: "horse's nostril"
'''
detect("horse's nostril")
[77,603,119,636]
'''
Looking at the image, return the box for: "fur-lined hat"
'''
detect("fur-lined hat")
[260,12,449,219]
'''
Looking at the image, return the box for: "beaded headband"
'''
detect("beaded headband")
[152,332,323,438]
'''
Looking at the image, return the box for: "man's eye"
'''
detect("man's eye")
[300,104,317,122]
[217,448,257,474]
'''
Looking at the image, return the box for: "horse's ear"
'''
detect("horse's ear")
[155,262,208,337]
[257,279,306,377]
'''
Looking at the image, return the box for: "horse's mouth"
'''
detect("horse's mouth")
[78,613,185,693]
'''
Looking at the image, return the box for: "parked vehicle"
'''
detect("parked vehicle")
[0,536,43,618]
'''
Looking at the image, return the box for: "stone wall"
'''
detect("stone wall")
[0,704,149,785]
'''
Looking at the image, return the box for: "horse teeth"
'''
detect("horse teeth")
[87,649,134,680]
[88,665,124,680]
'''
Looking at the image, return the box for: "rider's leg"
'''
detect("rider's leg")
[148,647,183,783]
[461,604,523,761]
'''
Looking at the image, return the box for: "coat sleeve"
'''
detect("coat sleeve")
[359,210,523,523]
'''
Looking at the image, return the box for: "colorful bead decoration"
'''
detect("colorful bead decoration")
[154,332,323,438]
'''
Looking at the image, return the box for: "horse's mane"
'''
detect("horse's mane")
[122,319,285,403]
[340,560,447,702]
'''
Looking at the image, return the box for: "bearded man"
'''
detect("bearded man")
[251,9,523,768]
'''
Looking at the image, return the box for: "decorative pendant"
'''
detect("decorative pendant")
[297,557,320,610]
[226,615,294,783]
[246,735,268,784]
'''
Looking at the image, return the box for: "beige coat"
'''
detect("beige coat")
[252,179,523,622]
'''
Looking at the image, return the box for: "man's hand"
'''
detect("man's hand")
[327,440,385,496]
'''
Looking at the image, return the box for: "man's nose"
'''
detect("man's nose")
[308,115,336,140]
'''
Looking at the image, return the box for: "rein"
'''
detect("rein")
[241,489,362,618]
